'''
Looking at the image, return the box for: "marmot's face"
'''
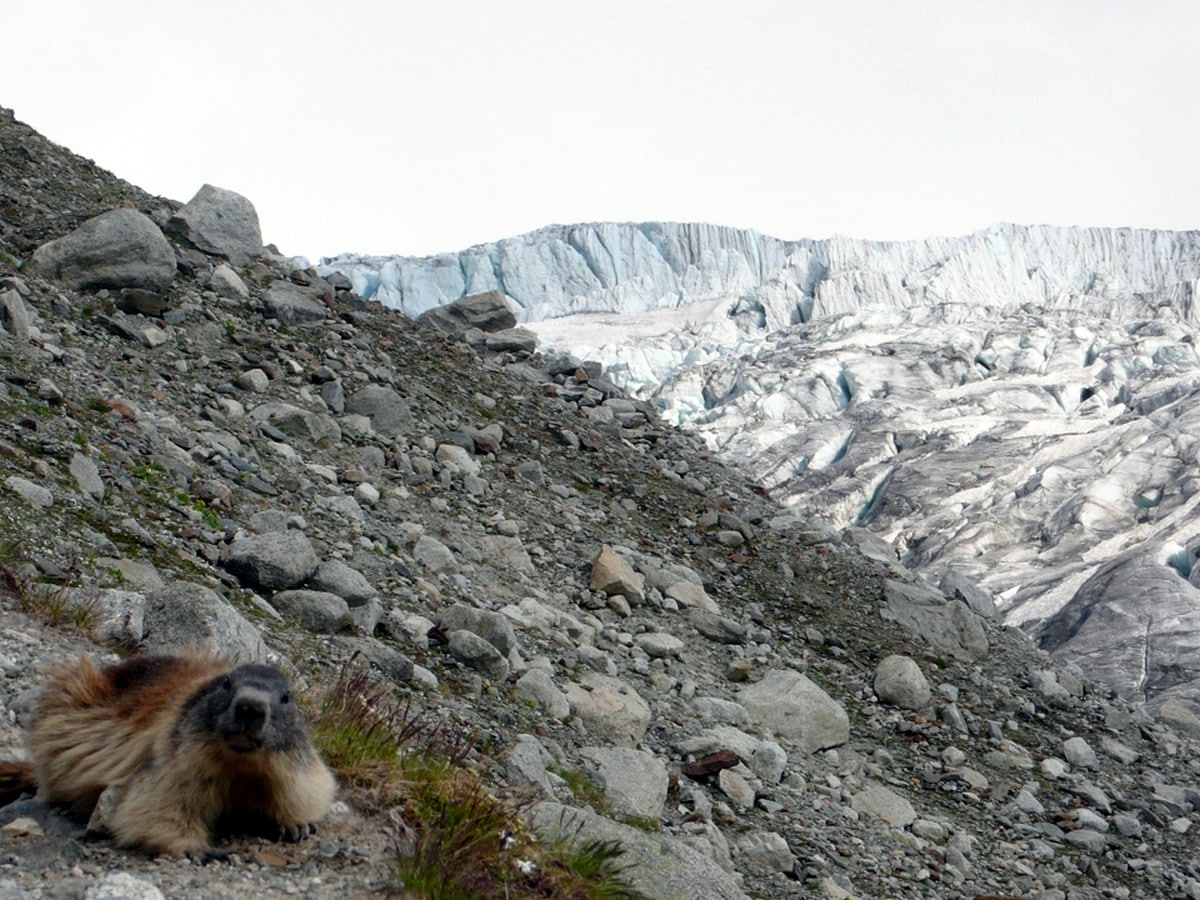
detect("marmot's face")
[188,664,307,754]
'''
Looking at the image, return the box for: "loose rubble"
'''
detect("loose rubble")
[1,105,1200,899]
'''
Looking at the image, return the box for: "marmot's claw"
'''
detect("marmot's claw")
[279,822,316,842]
[183,850,229,865]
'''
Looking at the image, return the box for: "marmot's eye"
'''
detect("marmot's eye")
[280,692,290,705]
[222,677,233,691]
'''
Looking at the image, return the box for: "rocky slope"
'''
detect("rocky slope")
[3,107,1200,899]
[323,220,1200,713]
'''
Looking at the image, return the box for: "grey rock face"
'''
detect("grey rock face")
[0,289,31,340]
[224,531,319,591]
[334,636,414,681]
[447,629,509,679]
[164,184,262,264]
[485,327,537,352]
[270,589,352,633]
[344,385,411,438]
[881,579,989,661]
[68,453,104,502]
[66,587,144,647]
[564,673,651,747]
[528,801,749,900]
[308,559,377,605]
[873,654,932,709]
[141,583,268,661]
[439,602,517,655]
[5,476,52,508]
[507,734,557,795]
[29,209,175,291]
[1063,736,1100,771]
[739,669,849,753]
[417,290,516,335]
[515,669,570,719]
[581,746,668,821]
[209,263,249,299]
[850,783,917,827]
[589,544,644,603]
[248,402,341,445]
[262,282,326,325]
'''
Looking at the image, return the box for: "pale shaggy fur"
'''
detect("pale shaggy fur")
[26,650,336,854]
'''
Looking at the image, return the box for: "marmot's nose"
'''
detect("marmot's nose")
[233,694,268,734]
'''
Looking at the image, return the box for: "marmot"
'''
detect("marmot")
[0,649,336,855]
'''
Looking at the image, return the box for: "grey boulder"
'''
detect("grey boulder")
[165,184,262,264]
[417,290,517,335]
[345,385,412,438]
[29,209,175,291]
[224,531,320,591]
[141,582,268,662]
[263,281,326,325]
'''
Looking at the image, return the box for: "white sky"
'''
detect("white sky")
[4,1,1196,259]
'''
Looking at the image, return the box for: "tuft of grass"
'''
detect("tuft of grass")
[307,660,644,899]
[0,556,98,634]
[549,764,608,813]
[24,584,101,632]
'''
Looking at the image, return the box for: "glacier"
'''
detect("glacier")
[321,221,1200,709]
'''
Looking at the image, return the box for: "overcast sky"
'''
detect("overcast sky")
[5,1,1196,259]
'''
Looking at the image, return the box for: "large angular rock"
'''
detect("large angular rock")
[581,747,668,821]
[141,582,268,662]
[28,209,175,291]
[447,629,509,679]
[248,402,341,445]
[515,669,570,719]
[0,289,32,340]
[850,783,917,827]
[344,385,412,438]
[439,602,517,655]
[308,559,377,605]
[263,282,326,325]
[417,290,516,335]
[564,673,651,747]
[224,531,320,591]
[882,579,989,661]
[739,669,849,753]
[589,544,644,603]
[164,184,262,264]
[528,802,749,900]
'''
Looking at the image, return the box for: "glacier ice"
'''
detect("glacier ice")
[321,221,1200,708]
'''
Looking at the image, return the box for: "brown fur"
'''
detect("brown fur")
[6,649,336,855]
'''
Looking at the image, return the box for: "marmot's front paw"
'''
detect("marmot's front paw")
[278,822,318,843]
[182,849,229,865]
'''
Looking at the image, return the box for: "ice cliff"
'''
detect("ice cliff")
[322,221,1200,707]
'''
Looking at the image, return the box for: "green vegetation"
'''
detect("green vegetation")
[308,661,643,899]
[549,764,607,813]
[0,541,98,635]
